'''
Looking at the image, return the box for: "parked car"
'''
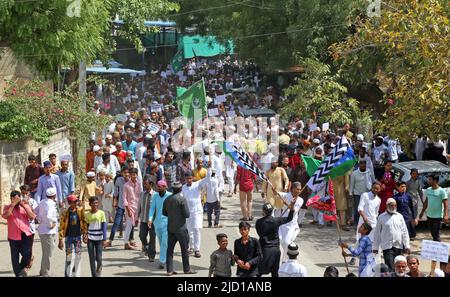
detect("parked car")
[393,160,450,222]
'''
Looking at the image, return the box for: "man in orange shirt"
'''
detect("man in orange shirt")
[86,140,96,173]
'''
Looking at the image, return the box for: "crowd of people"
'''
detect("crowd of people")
[2,56,449,278]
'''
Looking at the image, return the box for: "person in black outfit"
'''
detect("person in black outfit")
[162,181,197,276]
[233,221,262,277]
[255,198,296,277]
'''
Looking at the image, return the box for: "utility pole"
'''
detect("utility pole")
[75,60,87,176]
[78,61,87,109]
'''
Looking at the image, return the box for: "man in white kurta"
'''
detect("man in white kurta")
[356,183,382,242]
[181,173,209,257]
[276,182,304,263]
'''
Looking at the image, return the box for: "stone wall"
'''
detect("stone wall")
[0,47,53,100]
[0,128,74,214]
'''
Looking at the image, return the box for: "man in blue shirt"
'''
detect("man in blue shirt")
[122,133,137,160]
[394,182,417,240]
[148,180,172,269]
[340,222,373,276]
[56,159,75,208]
[35,161,63,207]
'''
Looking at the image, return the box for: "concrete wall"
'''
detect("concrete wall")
[0,128,74,214]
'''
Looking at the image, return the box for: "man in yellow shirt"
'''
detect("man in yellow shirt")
[192,157,207,181]
[192,157,207,208]
[79,172,102,211]
[262,158,289,216]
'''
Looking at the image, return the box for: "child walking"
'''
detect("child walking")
[58,195,87,277]
[84,196,107,277]
[209,233,234,277]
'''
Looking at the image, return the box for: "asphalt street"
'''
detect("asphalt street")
[0,191,448,277]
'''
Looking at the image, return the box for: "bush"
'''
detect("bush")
[1,80,110,144]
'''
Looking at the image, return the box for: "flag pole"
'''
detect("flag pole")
[328,177,350,275]
[278,183,309,217]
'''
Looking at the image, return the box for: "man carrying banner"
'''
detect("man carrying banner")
[276,182,304,263]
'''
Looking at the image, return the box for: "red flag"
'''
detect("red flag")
[323,178,337,222]
[305,178,337,221]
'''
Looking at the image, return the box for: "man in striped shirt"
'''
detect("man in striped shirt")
[340,222,373,276]
[84,196,107,277]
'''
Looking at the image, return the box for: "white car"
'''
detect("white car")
[393,161,450,222]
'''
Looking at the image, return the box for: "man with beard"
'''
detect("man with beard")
[388,256,409,277]
[372,198,410,271]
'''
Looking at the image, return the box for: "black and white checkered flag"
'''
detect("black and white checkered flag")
[232,144,268,181]
[306,136,350,192]
[215,140,268,181]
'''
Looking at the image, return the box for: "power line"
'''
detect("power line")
[8,23,349,58]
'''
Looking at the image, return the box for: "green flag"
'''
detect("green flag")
[171,50,184,73]
[176,87,187,98]
[177,80,207,122]
[301,155,323,177]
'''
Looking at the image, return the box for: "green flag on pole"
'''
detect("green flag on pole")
[301,155,323,177]
[171,50,184,73]
[177,79,207,122]
[176,87,187,98]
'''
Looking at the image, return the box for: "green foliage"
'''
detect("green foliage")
[174,0,365,71]
[0,81,110,144]
[281,57,361,128]
[0,0,178,78]
[331,0,450,151]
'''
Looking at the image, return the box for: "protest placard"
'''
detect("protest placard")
[421,240,449,262]
[208,108,219,117]
[214,94,227,105]
[322,122,330,131]
[309,123,317,132]
[151,104,163,113]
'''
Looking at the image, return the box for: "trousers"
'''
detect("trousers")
[87,240,103,277]
[155,225,168,264]
[64,236,82,277]
[139,222,156,259]
[9,232,33,277]
[206,201,220,227]
[166,229,190,273]
[39,233,56,276]
[188,228,201,251]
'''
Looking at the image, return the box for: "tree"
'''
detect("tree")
[0,0,178,78]
[330,0,450,151]
[174,0,365,71]
[281,57,361,129]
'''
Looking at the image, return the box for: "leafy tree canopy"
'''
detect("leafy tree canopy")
[330,0,450,150]
[0,0,179,78]
[174,0,365,72]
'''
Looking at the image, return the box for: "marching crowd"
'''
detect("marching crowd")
[2,57,449,278]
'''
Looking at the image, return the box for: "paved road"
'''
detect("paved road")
[0,192,448,277]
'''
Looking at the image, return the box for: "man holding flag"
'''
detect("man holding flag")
[177,79,208,126]
[170,50,184,73]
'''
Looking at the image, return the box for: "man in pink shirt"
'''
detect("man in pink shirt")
[2,190,36,277]
[234,166,258,221]
[123,168,142,250]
